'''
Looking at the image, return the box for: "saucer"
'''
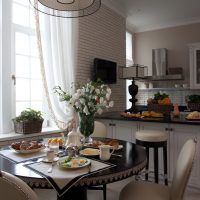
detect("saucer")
[42,157,59,163]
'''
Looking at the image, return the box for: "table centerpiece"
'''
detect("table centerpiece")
[54,80,114,143]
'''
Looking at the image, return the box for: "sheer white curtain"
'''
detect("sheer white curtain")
[34,4,78,130]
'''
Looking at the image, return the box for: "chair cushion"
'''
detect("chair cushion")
[0,171,38,200]
[136,130,167,142]
[119,180,170,200]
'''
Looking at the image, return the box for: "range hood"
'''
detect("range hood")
[145,48,183,81]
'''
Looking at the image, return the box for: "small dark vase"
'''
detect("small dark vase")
[78,112,95,143]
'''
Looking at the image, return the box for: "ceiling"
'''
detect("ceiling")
[103,0,200,32]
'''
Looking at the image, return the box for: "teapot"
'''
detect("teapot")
[65,128,81,147]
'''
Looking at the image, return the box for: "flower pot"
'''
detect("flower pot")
[187,103,200,111]
[13,119,43,134]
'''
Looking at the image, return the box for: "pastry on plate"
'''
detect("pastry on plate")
[187,111,200,119]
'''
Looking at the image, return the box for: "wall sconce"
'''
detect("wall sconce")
[121,65,147,113]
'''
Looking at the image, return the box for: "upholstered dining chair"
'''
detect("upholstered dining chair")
[119,138,197,200]
[0,170,38,200]
[88,121,107,200]
[91,121,107,138]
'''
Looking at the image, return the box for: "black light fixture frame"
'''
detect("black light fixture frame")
[29,0,101,18]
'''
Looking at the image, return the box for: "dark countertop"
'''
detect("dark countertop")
[95,111,200,125]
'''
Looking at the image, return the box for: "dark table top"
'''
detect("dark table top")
[95,111,200,125]
[0,139,147,187]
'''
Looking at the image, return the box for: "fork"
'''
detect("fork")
[48,162,55,173]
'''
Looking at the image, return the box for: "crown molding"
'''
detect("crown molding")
[102,0,126,18]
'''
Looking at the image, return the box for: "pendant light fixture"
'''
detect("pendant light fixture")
[29,0,101,18]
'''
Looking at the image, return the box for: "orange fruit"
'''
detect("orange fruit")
[51,138,58,144]
[48,139,52,144]
[58,138,64,145]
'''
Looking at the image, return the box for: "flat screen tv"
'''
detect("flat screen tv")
[93,58,117,84]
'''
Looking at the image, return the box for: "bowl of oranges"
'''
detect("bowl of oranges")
[48,138,65,148]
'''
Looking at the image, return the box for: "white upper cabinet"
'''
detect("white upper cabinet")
[189,43,200,89]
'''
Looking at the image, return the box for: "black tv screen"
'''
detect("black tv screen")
[93,58,117,84]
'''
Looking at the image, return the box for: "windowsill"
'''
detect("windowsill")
[0,127,62,142]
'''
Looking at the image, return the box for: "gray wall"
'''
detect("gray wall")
[134,23,200,106]
[134,22,200,84]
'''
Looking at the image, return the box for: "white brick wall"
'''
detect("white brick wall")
[76,4,126,112]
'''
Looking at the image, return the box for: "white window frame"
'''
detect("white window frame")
[1,0,13,133]
[126,31,134,110]
[0,0,49,134]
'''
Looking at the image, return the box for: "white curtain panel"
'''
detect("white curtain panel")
[35,7,78,130]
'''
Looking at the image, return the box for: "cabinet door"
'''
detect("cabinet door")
[189,43,200,89]
[170,124,200,188]
[112,120,138,142]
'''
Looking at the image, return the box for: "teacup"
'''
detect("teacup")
[99,145,114,161]
[46,150,55,162]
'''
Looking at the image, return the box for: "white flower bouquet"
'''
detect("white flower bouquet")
[54,80,114,116]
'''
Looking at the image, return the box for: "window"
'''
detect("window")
[12,0,44,116]
[126,32,134,109]
[0,0,48,133]
[126,32,133,66]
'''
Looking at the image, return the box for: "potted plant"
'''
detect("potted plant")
[186,95,200,111]
[13,108,43,134]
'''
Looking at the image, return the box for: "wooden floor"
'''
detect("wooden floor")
[35,177,200,200]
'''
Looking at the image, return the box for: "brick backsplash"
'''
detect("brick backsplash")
[76,4,126,112]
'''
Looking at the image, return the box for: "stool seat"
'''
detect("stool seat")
[136,130,167,142]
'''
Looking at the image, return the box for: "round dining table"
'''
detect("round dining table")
[0,139,146,200]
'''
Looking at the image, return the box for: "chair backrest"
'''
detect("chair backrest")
[91,121,107,138]
[0,170,38,200]
[170,139,197,200]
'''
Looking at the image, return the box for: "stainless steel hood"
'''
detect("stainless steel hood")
[145,48,183,81]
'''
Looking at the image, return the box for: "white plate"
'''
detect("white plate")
[57,156,90,169]
[115,145,123,150]
[84,143,123,150]
[42,157,59,163]
[10,145,45,154]
[79,148,99,156]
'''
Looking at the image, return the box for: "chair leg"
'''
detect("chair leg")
[103,184,106,200]
[154,147,159,183]
[145,147,149,181]
[163,144,168,185]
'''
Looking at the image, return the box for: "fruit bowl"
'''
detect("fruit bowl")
[147,104,173,114]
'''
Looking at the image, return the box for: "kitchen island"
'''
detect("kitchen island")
[96,111,200,125]
[95,111,200,189]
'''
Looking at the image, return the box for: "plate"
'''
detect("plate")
[115,145,123,150]
[185,117,200,121]
[9,145,45,154]
[79,148,99,156]
[84,143,123,150]
[57,156,90,169]
[42,157,59,163]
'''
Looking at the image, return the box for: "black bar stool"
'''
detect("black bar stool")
[136,130,168,185]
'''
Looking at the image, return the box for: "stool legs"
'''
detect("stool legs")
[163,145,168,185]
[154,147,159,183]
[145,147,149,181]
